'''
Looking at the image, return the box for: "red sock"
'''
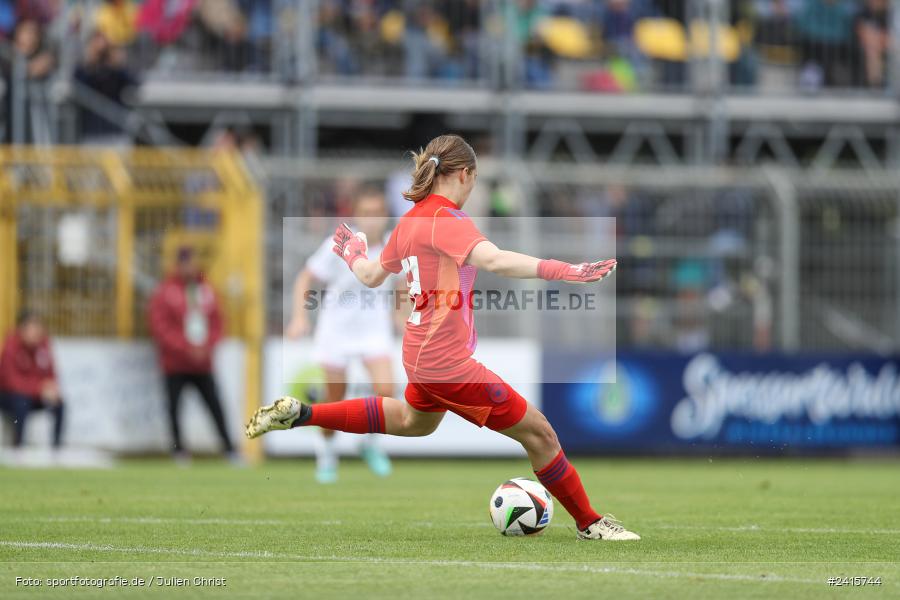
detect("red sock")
[304,396,385,434]
[534,450,601,530]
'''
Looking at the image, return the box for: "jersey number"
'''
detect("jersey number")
[401,256,422,325]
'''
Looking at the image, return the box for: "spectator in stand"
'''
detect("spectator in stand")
[198,0,248,71]
[148,246,238,464]
[672,259,711,353]
[0,311,64,449]
[137,0,197,46]
[135,0,199,71]
[237,0,272,71]
[754,0,803,49]
[509,0,554,87]
[235,124,261,156]
[10,17,54,73]
[207,124,262,157]
[317,0,354,76]
[404,3,451,79]
[1,18,55,142]
[73,31,138,145]
[597,0,649,89]
[347,2,394,77]
[727,0,760,86]
[0,0,15,38]
[208,124,239,150]
[795,0,856,89]
[95,0,138,47]
[601,0,642,53]
[15,0,58,25]
[856,0,890,88]
[442,0,481,79]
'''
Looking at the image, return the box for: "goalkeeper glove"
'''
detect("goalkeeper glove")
[538,258,617,283]
[332,222,368,269]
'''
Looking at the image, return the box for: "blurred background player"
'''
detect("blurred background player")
[0,311,64,451]
[285,187,397,483]
[148,246,238,464]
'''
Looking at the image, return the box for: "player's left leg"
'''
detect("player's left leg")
[500,403,640,541]
[359,356,394,477]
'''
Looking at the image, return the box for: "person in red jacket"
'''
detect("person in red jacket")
[148,246,235,461]
[0,311,64,448]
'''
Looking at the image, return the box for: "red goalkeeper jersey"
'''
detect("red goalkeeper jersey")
[380,194,486,378]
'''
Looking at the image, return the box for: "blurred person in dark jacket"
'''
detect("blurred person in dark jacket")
[73,31,138,145]
[0,311,64,448]
[148,246,237,463]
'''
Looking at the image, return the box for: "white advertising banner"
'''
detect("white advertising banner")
[40,339,246,453]
[262,337,540,457]
[11,337,537,457]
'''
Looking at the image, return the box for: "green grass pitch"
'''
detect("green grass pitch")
[1,457,897,599]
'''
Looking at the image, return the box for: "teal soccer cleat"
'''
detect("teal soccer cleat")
[360,442,392,477]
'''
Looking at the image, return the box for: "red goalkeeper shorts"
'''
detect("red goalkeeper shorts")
[403,358,528,431]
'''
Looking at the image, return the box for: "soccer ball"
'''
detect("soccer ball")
[489,477,554,536]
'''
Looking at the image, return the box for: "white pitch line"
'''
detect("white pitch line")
[22,516,900,535]
[30,516,477,528]
[471,562,822,584]
[38,516,330,527]
[652,524,900,536]
[0,540,822,585]
[0,541,285,560]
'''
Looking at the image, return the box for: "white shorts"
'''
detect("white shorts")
[312,335,394,370]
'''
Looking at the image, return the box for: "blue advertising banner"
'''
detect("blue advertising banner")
[542,352,900,454]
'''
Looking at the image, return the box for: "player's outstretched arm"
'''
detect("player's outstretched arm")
[466,240,616,283]
[332,222,391,288]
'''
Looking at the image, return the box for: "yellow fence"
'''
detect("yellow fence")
[0,146,264,461]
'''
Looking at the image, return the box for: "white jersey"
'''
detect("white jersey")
[305,233,395,366]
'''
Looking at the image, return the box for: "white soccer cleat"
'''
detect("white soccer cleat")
[245,396,306,439]
[577,515,641,541]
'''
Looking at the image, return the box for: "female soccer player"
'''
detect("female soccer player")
[248,134,639,541]
[285,188,395,483]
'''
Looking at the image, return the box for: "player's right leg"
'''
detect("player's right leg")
[245,393,443,439]
[500,403,640,541]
